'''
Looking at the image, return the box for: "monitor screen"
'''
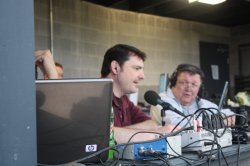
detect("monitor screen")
[36,78,113,164]
[159,73,169,93]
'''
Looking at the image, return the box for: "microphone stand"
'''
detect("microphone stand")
[161,108,165,126]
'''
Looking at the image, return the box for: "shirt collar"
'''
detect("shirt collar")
[113,93,128,107]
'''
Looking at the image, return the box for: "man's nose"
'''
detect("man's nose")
[139,71,145,80]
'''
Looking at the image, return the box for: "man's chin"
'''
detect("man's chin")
[181,100,193,106]
[128,88,138,94]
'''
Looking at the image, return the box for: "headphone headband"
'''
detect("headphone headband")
[169,64,204,88]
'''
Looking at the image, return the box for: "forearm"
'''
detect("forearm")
[114,126,157,144]
[114,120,179,144]
[43,60,58,79]
[35,49,58,79]
[125,120,158,130]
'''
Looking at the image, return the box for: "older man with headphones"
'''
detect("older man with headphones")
[150,64,235,129]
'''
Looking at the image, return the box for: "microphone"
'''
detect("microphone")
[144,90,185,117]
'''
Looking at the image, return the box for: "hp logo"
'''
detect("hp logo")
[85,144,97,152]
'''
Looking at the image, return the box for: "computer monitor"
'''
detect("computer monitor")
[36,78,113,164]
[159,73,169,93]
[218,81,229,111]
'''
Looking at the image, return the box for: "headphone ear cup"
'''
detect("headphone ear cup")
[170,71,177,88]
[198,84,205,98]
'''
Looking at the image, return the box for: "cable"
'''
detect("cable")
[231,113,248,128]
[121,131,164,160]
[147,152,171,166]
[38,105,238,166]
[164,133,204,163]
[166,153,192,166]
[117,128,190,164]
[237,134,241,166]
[171,114,194,131]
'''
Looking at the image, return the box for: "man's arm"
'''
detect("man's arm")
[125,119,158,130]
[35,49,58,79]
[114,120,178,144]
[114,126,156,144]
[221,108,236,126]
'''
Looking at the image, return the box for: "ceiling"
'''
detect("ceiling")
[82,0,250,27]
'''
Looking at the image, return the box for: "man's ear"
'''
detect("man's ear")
[111,60,119,74]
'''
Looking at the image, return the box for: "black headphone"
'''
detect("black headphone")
[169,64,205,88]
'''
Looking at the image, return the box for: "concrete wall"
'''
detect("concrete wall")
[34,0,248,102]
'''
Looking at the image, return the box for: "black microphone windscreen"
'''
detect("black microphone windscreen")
[144,90,160,106]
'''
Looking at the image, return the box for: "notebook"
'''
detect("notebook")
[36,78,113,164]
[203,81,229,129]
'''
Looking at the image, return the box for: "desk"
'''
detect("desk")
[102,144,250,166]
[68,144,250,166]
[170,144,250,166]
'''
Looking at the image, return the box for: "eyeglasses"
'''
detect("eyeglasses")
[177,80,201,89]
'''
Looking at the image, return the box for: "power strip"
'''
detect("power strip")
[180,128,232,152]
[114,135,181,160]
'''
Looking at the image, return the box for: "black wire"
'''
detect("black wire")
[182,138,213,150]
[213,142,229,166]
[206,115,221,166]
[164,134,204,163]
[163,137,182,158]
[230,113,248,128]
[173,107,230,166]
[118,127,196,164]
[171,114,194,131]
[121,131,165,160]
[195,107,230,138]
[195,107,217,117]
[237,133,241,166]
[220,147,229,166]
[203,139,230,166]
[195,108,216,130]
[165,153,193,166]
[120,122,190,160]
[182,138,219,160]
[180,107,232,166]
[148,153,171,166]
[38,138,154,166]
[38,106,239,166]
[218,145,221,166]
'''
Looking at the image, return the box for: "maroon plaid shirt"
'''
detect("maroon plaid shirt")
[112,94,151,127]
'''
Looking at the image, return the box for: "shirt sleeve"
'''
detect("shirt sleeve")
[221,108,235,116]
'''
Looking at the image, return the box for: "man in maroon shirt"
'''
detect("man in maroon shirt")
[101,44,176,144]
